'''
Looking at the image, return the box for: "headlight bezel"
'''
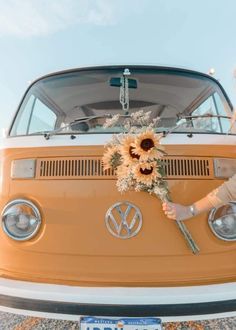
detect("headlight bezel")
[208,202,236,241]
[1,199,42,241]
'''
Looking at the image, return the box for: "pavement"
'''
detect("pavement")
[1,313,236,330]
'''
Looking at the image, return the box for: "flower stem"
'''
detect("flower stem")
[164,197,200,254]
[175,220,200,255]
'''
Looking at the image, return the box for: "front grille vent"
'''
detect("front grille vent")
[37,157,114,179]
[161,157,212,178]
[36,156,213,179]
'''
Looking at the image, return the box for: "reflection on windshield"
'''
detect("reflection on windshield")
[10,67,233,136]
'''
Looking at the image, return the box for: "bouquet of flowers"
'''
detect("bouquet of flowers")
[102,110,199,254]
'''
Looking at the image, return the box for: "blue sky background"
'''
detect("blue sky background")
[0,0,235,132]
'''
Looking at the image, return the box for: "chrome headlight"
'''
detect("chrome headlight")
[1,199,41,241]
[208,202,236,241]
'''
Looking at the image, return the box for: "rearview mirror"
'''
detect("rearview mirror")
[109,77,138,89]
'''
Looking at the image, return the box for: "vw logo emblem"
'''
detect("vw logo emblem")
[105,201,142,239]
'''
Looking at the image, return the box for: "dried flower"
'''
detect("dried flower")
[116,173,134,193]
[103,114,120,128]
[131,109,152,125]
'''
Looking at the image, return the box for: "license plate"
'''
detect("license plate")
[80,317,162,330]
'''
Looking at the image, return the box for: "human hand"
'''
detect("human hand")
[162,201,194,221]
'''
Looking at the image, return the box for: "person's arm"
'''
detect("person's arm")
[162,196,218,221]
[162,174,236,221]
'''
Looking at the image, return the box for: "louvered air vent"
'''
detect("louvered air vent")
[161,157,212,178]
[37,157,114,179]
[36,156,214,179]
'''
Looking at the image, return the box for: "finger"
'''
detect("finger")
[165,213,176,220]
[162,204,168,211]
[164,210,176,217]
[163,203,173,211]
[162,202,168,209]
[166,211,177,219]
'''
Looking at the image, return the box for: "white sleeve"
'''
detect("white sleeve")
[207,174,236,207]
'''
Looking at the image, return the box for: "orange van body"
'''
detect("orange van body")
[0,66,236,321]
[1,144,236,286]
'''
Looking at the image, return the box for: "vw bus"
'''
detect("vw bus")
[0,66,236,324]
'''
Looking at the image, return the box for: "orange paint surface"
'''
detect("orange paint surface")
[0,145,236,287]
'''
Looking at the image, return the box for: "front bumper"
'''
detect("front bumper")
[1,278,236,322]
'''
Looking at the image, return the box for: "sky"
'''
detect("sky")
[0,0,235,132]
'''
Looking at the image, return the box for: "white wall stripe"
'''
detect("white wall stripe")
[1,134,236,149]
[1,278,236,305]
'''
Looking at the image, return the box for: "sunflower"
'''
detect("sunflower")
[133,161,160,186]
[115,163,131,178]
[120,135,140,165]
[102,145,121,171]
[132,130,163,161]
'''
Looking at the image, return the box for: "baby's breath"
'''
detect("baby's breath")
[103,114,120,128]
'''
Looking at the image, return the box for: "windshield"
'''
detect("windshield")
[10,67,233,136]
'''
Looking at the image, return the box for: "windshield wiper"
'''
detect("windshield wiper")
[177,114,231,120]
[43,114,132,140]
[42,114,113,140]
[37,113,231,140]
[162,114,231,137]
